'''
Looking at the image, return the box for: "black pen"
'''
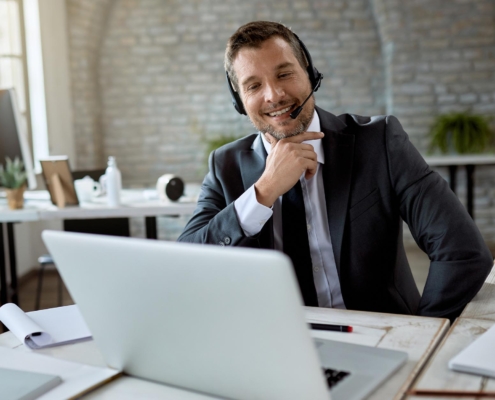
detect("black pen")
[309,323,353,333]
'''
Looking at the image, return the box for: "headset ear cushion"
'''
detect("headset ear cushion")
[233,91,246,115]
[226,72,246,115]
[312,68,323,92]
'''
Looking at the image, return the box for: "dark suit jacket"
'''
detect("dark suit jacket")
[178,107,493,320]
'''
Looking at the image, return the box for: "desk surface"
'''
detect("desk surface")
[0,189,197,222]
[408,266,495,399]
[0,307,449,400]
[424,154,495,166]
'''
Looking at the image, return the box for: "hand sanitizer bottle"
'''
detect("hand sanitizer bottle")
[105,156,121,207]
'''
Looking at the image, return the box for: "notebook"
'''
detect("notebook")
[0,347,120,399]
[42,230,407,400]
[0,367,61,400]
[0,304,91,349]
[449,324,495,377]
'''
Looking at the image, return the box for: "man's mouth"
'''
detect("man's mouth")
[265,105,294,117]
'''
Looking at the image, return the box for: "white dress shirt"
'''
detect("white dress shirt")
[234,111,345,309]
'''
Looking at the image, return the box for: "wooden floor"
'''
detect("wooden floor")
[18,269,74,313]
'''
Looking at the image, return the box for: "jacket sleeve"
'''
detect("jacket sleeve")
[177,149,260,248]
[385,115,493,320]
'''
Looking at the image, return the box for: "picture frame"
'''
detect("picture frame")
[39,156,79,207]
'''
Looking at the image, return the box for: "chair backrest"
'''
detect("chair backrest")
[71,169,106,182]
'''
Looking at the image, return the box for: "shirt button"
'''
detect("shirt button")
[307,224,311,232]
[224,237,231,245]
[313,266,319,273]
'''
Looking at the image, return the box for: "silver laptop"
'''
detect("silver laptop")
[42,230,407,400]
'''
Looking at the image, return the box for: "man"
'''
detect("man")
[178,21,493,320]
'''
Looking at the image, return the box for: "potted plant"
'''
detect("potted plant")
[429,112,494,154]
[0,157,28,209]
[205,135,242,158]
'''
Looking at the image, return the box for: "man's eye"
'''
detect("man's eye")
[279,72,292,79]
[247,84,260,91]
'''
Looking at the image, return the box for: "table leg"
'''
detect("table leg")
[0,223,7,306]
[7,223,18,305]
[466,164,475,219]
[145,217,157,239]
[0,223,7,332]
[448,165,457,193]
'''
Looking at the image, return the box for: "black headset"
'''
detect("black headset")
[225,34,323,116]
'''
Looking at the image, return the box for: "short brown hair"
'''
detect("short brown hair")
[224,21,308,91]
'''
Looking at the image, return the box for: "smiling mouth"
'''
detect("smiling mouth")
[265,104,295,117]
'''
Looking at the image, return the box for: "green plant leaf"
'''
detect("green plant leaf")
[429,112,494,155]
[0,156,27,189]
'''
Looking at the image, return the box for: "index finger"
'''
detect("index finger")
[282,131,324,144]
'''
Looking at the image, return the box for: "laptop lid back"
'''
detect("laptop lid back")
[42,231,330,400]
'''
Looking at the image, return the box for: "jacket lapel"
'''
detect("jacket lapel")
[240,133,266,190]
[317,107,354,274]
[239,134,274,249]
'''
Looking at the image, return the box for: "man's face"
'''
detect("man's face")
[232,36,314,140]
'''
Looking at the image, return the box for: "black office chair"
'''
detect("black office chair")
[34,169,131,309]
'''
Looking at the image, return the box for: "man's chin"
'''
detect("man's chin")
[254,121,306,140]
[266,129,303,140]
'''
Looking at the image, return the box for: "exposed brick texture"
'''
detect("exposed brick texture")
[67,0,114,170]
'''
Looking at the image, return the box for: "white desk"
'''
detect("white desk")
[423,154,495,219]
[0,307,449,399]
[408,266,495,399]
[0,189,197,222]
[0,189,197,307]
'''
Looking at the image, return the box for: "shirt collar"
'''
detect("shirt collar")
[260,109,324,164]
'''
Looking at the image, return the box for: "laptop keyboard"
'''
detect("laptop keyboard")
[323,368,350,389]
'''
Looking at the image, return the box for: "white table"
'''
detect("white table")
[408,266,495,399]
[0,307,449,399]
[0,189,197,307]
[423,154,495,219]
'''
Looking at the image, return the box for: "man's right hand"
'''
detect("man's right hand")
[254,131,324,207]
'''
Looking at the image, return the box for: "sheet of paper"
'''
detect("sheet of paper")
[449,324,495,378]
[0,303,52,348]
[310,325,384,347]
[0,304,92,349]
[27,305,92,347]
[0,347,120,400]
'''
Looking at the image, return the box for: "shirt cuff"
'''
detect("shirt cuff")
[234,185,273,237]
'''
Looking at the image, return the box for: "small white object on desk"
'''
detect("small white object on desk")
[74,176,102,203]
[0,304,91,349]
[103,156,122,207]
[449,323,495,378]
[156,174,185,201]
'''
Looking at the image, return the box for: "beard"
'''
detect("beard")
[249,97,315,140]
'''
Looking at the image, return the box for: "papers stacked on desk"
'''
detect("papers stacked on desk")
[0,304,91,349]
[449,324,495,378]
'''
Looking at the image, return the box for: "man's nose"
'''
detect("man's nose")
[263,82,285,103]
